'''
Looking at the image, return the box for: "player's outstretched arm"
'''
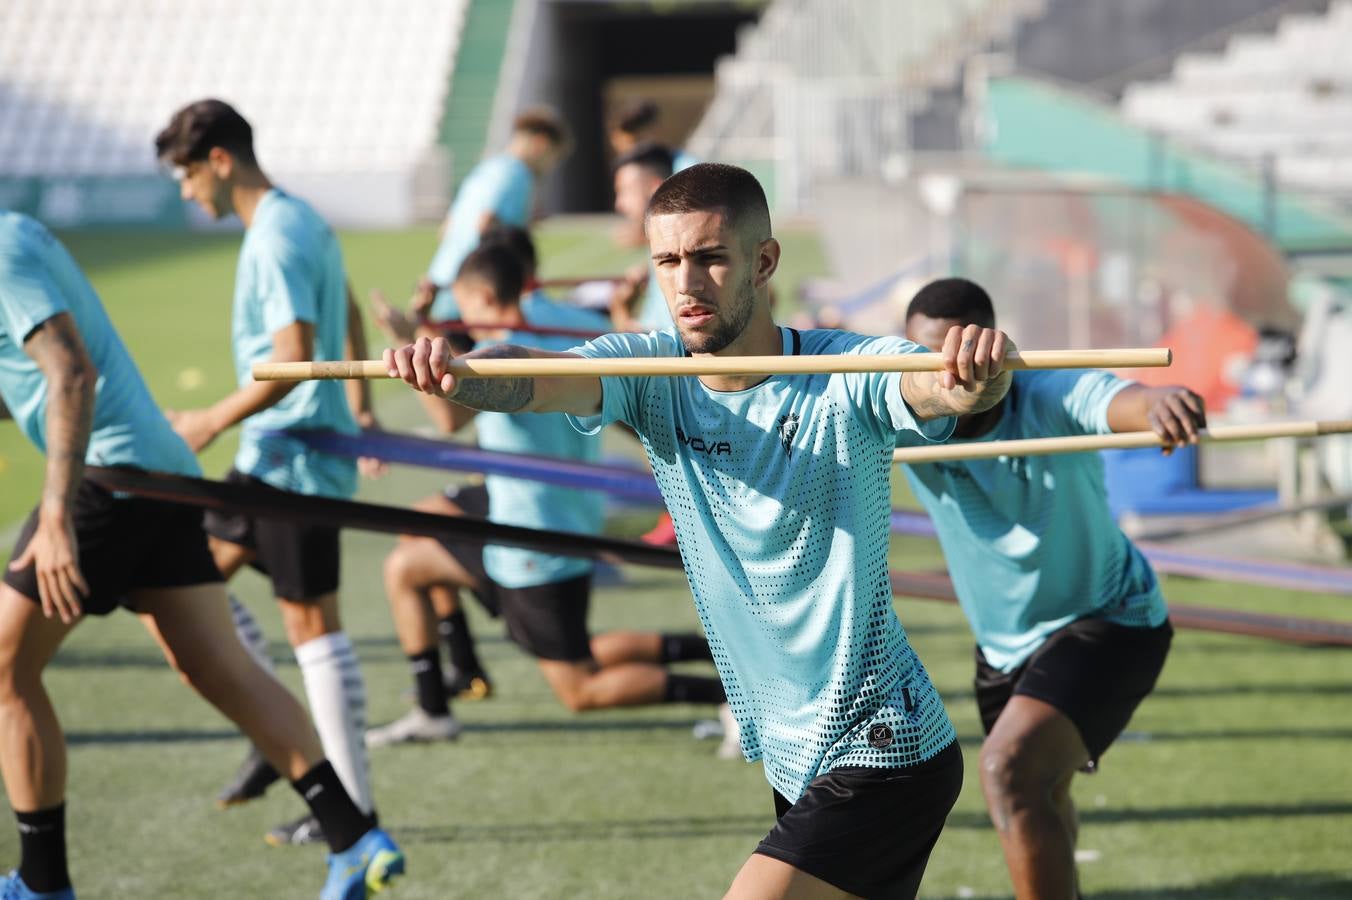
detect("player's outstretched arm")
[1107,383,1206,450]
[13,312,94,622]
[383,335,602,417]
[901,323,1013,420]
[168,320,313,452]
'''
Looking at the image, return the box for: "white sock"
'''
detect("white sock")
[294,631,374,815]
[228,594,276,674]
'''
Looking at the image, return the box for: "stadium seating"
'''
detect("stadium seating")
[0,0,468,223]
[1121,0,1352,195]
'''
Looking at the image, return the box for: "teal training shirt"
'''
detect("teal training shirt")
[0,211,199,476]
[231,189,357,498]
[568,326,958,801]
[477,295,607,588]
[428,155,534,320]
[902,370,1168,673]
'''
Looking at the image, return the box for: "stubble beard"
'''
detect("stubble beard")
[678,276,758,355]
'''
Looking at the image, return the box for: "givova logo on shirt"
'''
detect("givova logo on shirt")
[676,427,731,456]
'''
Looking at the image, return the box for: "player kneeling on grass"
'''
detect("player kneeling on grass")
[900,278,1199,900]
[386,163,1016,899]
[365,242,728,749]
[0,212,401,900]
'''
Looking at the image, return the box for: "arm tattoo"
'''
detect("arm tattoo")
[447,344,535,412]
[27,317,95,511]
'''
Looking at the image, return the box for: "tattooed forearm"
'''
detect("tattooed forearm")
[447,344,536,413]
[902,369,1012,419]
[26,315,96,513]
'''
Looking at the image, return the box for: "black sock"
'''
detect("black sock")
[658,633,714,664]
[16,804,70,893]
[663,673,726,705]
[291,761,373,854]
[411,648,450,717]
[438,609,484,675]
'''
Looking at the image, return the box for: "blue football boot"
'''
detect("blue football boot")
[0,872,75,900]
[320,828,405,899]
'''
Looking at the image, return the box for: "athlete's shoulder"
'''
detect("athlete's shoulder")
[0,211,51,260]
[797,328,923,356]
[569,328,681,360]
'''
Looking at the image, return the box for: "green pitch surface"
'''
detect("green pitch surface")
[1,224,1350,898]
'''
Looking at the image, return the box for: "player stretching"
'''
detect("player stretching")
[0,211,401,899]
[901,278,1191,900]
[153,99,378,847]
[422,108,571,322]
[388,164,1013,899]
[366,242,726,747]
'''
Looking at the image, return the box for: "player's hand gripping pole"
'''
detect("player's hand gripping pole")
[252,348,1172,382]
[892,419,1352,465]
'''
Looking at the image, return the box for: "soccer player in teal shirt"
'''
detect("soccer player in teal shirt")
[386,164,1015,899]
[422,108,571,321]
[367,240,726,747]
[901,278,1199,900]
[0,212,401,899]
[609,143,678,333]
[153,99,381,848]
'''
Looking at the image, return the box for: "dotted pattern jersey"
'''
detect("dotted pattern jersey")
[569,327,958,801]
[902,370,1169,673]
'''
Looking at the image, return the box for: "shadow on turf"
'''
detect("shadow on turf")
[1087,871,1352,899]
[393,814,771,845]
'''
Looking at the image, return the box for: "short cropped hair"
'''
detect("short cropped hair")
[479,224,537,277]
[613,142,674,180]
[155,99,256,167]
[512,106,569,148]
[646,163,771,242]
[614,100,659,136]
[455,243,525,305]
[906,278,996,329]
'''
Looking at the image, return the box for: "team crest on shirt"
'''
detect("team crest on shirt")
[867,724,895,750]
[777,413,800,458]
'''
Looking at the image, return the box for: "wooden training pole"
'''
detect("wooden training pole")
[892,420,1352,465]
[252,347,1172,382]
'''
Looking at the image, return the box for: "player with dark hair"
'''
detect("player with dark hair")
[420,106,572,322]
[0,211,401,899]
[154,98,381,847]
[901,276,1200,900]
[366,243,727,747]
[386,163,1015,898]
[609,143,678,334]
[609,99,698,172]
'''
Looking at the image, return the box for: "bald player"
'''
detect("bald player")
[901,278,1195,900]
[386,163,1014,899]
[0,211,401,899]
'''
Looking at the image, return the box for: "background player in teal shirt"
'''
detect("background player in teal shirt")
[385,164,1015,899]
[423,108,571,321]
[609,143,677,333]
[367,241,726,748]
[154,99,380,848]
[0,212,402,899]
[902,277,1201,900]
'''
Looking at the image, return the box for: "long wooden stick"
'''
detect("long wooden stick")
[892,420,1352,464]
[252,347,1171,382]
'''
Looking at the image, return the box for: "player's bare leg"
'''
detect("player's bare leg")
[979,695,1087,900]
[534,657,667,712]
[724,855,860,900]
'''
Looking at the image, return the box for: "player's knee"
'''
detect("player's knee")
[383,547,416,587]
[979,741,1050,804]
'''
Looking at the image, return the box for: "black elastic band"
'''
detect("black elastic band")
[84,467,683,570]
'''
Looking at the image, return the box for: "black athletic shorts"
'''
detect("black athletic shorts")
[3,476,222,616]
[757,741,964,899]
[974,616,1174,767]
[437,484,592,662]
[203,469,340,602]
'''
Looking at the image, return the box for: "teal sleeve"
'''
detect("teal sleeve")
[0,237,68,344]
[1023,370,1133,436]
[253,237,316,334]
[843,336,955,445]
[565,331,669,434]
